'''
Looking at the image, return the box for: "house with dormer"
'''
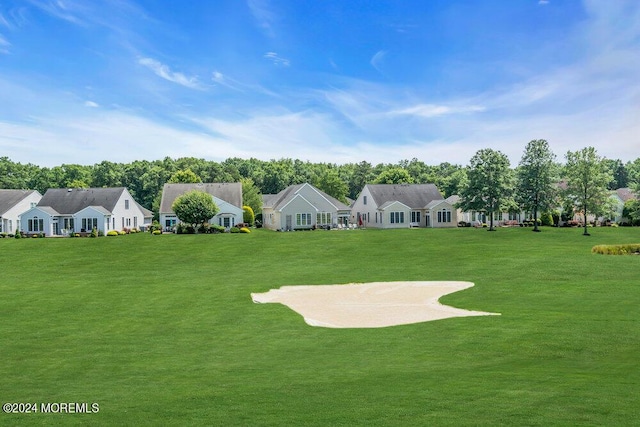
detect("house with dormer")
[351,184,455,228]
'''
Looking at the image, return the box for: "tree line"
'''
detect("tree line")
[0,147,638,224]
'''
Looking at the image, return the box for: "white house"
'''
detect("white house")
[0,189,42,234]
[159,183,244,230]
[19,187,152,236]
[351,184,450,228]
[425,195,460,228]
[262,183,351,231]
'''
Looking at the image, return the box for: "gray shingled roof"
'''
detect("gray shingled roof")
[160,183,242,213]
[616,188,636,202]
[0,190,38,215]
[37,188,126,215]
[263,183,351,211]
[366,184,443,209]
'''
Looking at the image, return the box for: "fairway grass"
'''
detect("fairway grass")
[1,227,639,425]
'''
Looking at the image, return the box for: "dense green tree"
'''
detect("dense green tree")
[314,168,349,203]
[0,157,32,189]
[516,139,557,232]
[622,199,640,225]
[602,158,628,190]
[92,161,124,188]
[458,149,513,231]
[241,178,263,215]
[374,167,413,184]
[172,190,219,231]
[564,147,612,236]
[168,168,202,183]
[345,161,375,199]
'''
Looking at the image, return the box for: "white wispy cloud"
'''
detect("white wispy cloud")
[26,0,85,25]
[370,50,387,72]
[391,104,485,118]
[138,57,203,89]
[263,52,290,67]
[538,1,549,5]
[84,100,99,108]
[0,34,10,54]
[247,0,276,37]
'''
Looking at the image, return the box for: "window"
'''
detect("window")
[390,212,405,224]
[509,212,518,221]
[411,211,421,223]
[317,212,332,225]
[363,196,367,205]
[28,217,44,232]
[296,213,312,226]
[64,218,74,231]
[125,200,130,210]
[437,209,452,223]
[82,218,98,231]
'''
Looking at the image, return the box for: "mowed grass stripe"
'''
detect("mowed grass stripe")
[1,227,639,425]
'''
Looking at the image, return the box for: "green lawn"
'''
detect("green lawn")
[1,227,639,426]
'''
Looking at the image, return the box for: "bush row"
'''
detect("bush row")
[592,244,640,255]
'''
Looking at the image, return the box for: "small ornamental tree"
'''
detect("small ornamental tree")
[243,205,255,226]
[172,190,219,232]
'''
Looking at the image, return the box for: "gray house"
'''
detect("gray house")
[19,187,152,236]
[262,183,351,231]
[0,189,42,234]
[159,183,244,230]
[350,184,451,228]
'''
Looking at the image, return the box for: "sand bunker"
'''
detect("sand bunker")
[251,281,500,328]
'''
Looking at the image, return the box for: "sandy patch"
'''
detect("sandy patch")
[251,281,500,328]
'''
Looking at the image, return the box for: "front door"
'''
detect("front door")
[285,215,292,231]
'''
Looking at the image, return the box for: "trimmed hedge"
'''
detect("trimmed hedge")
[592,244,640,255]
[106,231,119,236]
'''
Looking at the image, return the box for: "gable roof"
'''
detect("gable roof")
[160,183,242,214]
[37,188,126,215]
[615,188,636,202]
[263,183,350,211]
[365,184,443,209]
[0,189,39,215]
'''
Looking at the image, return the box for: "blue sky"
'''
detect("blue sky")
[0,0,638,167]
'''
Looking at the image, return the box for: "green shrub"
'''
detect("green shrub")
[118,231,126,235]
[152,230,162,235]
[14,231,21,239]
[90,227,98,238]
[541,212,554,226]
[210,225,225,234]
[240,227,251,233]
[107,230,119,236]
[230,227,240,233]
[243,206,255,226]
[592,244,640,255]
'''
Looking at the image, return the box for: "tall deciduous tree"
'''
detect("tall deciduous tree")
[516,139,557,232]
[564,147,612,236]
[458,149,513,231]
[374,167,413,184]
[172,190,219,231]
[168,168,202,183]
